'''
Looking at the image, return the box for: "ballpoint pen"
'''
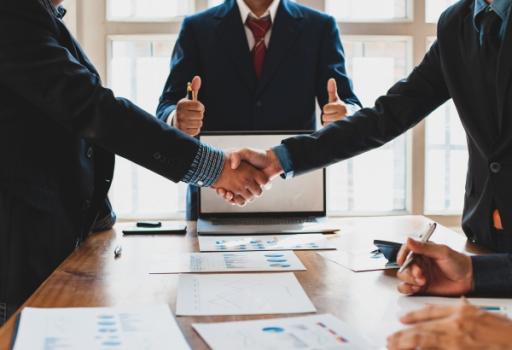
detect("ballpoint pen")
[398,223,437,273]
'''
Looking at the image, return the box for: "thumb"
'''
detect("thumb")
[191,75,202,96]
[327,78,339,103]
[406,238,447,260]
[229,152,242,170]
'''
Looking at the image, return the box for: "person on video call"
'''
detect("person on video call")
[218,0,512,346]
[157,0,361,219]
[0,0,269,325]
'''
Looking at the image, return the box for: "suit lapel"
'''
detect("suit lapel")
[496,12,512,133]
[256,0,304,96]
[459,4,495,152]
[215,0,257,92]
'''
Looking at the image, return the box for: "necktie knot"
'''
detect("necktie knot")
[246,15,272,44]
[479,8,502,42]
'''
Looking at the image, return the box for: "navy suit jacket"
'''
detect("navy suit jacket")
[0,0,200,318]
[279,0,512,295]
[157,0,360,131]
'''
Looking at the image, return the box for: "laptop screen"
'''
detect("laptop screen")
[199,133,325,217]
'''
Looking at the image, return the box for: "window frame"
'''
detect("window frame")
[69,0,462,228]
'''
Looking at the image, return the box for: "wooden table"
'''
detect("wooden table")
[0,216,484,349]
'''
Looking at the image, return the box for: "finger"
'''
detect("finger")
[182,120,203,129]
[186,128,200,136]
[400,304,458,324]
[397,243,411,266]
[397,265,420,285]
[230,152,242,170]
[191,75,202,100]
[216,188,226,196]
[322,103,347,115]
[232,195,246,207]
[387,327,441,350]
[327,78,339,103]
[410,263,426,285]
[322,113,344,123]
[397,282,422,295]
[238,188,255,203]
[245,179,263,198]
[224,191,234,201]
[179,101,205,112]
[407,238,452,260]
[253,170,270,188]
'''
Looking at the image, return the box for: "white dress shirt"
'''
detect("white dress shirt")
[236,0,281,50]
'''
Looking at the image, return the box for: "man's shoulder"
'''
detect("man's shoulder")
[285,0,334,24]
[437,0,473,29]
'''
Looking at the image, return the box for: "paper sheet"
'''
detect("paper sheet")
[149,251,306,274]
[193,314,374,350]
[318,250,399,272]
[176,273,316,316]
[12,304,190,350]
[198,234,336,252]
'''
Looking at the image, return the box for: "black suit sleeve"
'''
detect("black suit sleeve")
[316,16,361,110]
[0,12,199,183]
[471,255,512,296]
[157,17,200,123]
[282,40,450,175]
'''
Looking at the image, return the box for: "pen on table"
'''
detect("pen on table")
[114,245,122,259]
[187,82,197,101]
[398,222,437,273]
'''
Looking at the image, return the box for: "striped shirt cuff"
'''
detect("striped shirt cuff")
[182,143,225,187]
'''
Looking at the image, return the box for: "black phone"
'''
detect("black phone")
[122,223,187,235]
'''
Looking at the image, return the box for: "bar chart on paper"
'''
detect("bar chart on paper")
[149,251,306,273]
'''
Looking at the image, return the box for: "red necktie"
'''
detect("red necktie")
[246,15,272,79]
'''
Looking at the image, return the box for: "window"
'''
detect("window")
[74,0,465,226]
[325,0,411,22]
[426,0,459,22]
[424,38,468,213]
[327,37,411,213]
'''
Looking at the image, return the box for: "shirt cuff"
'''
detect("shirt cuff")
[272,145,294,179]
[471,255,512,296]
[346,103,361,116]
[181,143,225,187]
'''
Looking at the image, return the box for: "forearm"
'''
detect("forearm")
[471,254,512,296]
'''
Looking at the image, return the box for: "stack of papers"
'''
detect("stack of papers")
[11,305,189,350]
[193,314,373,350]
[198,234,336,252]
[149,251,306,274]
[176,273,316,316]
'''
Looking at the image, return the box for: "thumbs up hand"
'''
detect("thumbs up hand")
[173,75,205,137]
[322,78,349,125]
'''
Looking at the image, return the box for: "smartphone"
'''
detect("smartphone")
[122,223,187,235]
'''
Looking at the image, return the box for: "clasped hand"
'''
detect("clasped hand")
[212,149,284,206]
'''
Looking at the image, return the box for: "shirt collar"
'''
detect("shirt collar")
[473,0,512,30]
[236,0,280,23]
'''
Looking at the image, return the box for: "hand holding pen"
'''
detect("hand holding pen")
[396,223,474,296]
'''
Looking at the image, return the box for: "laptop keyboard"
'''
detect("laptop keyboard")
[210,217,318,226]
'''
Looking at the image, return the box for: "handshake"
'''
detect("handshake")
[212,149,284,206]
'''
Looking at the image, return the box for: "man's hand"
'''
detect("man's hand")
[212,153,270,206]
[171,76,205,136]
[387,300,512,350]
[322,78,348,125]
[215,148,284,202]
[396,238,473,296]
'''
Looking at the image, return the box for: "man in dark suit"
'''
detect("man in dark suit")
[0,0,268,325]
[157,0,361,219]
[225,0,512,296]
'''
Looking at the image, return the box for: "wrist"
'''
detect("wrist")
[266,149,284,178]
[463,255,475,294]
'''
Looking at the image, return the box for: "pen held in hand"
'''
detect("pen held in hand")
[398,223,437,274]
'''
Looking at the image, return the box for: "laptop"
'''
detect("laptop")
[197,132,339,235]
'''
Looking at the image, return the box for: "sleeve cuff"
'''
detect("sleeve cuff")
[181,143,225,187]
[471,255,512,296]
[272,144,294,179]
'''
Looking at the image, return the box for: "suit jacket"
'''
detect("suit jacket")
[0,0,200,315]
[156,0,360,131]
[281,0,512,254]
[157,0,360,219]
